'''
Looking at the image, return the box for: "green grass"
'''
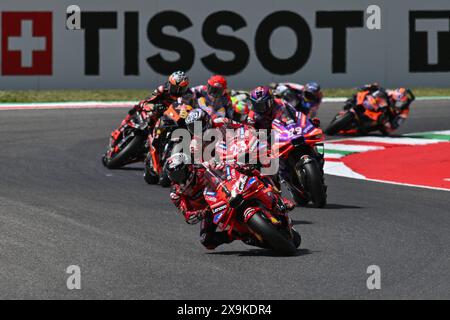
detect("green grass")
[0,90,149,103]
[0,88,450,103]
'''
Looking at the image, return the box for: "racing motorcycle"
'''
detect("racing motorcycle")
[144,101,192,186]
[271,111,327,208]
[102,109,151,169]
[202,163,301,256]
[325,90,393,136]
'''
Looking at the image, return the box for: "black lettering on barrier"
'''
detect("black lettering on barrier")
[201,11,249,75]
[410,11,450,72]
[146,11,195,74]
[255,11,312,75]
[80,12,117,76]
[316,11,364,73]
[124,12,139,75]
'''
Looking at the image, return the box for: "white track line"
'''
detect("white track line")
[0,101,135,111]
[324,162,366,179]
[346,136,442,145]
[324,153,345,159]
[324,143,384,152]
[363,178,450,192]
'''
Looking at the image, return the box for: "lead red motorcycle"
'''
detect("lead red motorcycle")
[202,163,301,256]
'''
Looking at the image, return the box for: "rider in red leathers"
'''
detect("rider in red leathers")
[167,153,296,250]
[167,153,233,249]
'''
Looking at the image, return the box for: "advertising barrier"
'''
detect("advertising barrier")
[0,0,449,89]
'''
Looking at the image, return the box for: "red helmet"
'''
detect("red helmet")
[207,75,227,98]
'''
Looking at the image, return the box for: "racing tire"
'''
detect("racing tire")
[247,212,297,256]
[159,162,172,188]
[105,135,145,169]
[159,172,171,188]
[300,160,327,208]
[101,154,107,167]
[325,111,355,135]
[292,228,302,249]
[144,165,159,185]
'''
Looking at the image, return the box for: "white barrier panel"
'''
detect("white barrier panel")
[0,0,449,89]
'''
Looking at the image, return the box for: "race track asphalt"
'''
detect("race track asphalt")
[0,100,449,299]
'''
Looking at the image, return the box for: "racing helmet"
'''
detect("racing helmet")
[250,86,274,115]
[207,75,227,98]
[166,153,192,186]
[230,94,251,122]
[185,108,212,135]
[389,88,410,109]
[372,90,389,108]
[302,82,323,108]
[168,71,190,97]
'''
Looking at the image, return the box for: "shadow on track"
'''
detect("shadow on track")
[111,167,144,171]
[207,248,314,258]
[322,203,363,209]
[292,220,314,225]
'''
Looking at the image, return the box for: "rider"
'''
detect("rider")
[167,153,296,250]
[192,75,232,120]
[248,86,324,186]
[227,90,252,124]
[247,86,296,130]
[343,82,387,110]
[271,82,323,118]
[126,71,193,128]
[167,153,233,250]
[344,83,415,132]
[385,88,415,132]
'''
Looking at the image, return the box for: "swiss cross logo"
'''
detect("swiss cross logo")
[2,12,53,75]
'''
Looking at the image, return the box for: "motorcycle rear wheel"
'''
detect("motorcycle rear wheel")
[325,111,355,135]
[247,212,298,256]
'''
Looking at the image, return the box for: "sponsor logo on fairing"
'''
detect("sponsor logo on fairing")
[212,204,227,214]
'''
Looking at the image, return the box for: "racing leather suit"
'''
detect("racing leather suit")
[272,82,321,118]
[170,167,232,250]
[192,85,231,120]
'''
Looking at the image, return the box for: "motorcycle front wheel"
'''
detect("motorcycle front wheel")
[296,159,327,208]
[105,135,145,169]
[247,212,298,256]
[325,111,355,135]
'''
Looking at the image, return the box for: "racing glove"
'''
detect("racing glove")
[311,117,321,127]
[185,209,207,225]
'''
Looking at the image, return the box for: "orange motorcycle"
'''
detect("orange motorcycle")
[325,90,392,136]
[144,100,192,186]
